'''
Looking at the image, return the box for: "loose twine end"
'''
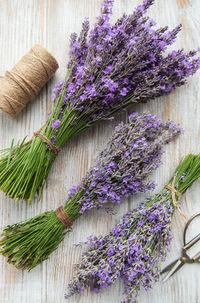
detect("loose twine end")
[165,176,188,220]
[55,206,74,228]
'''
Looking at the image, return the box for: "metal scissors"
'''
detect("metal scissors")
[161,211,200,282]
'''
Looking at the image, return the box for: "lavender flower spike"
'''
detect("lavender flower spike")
[0,113,181,270]
[67,113,182,214]
[66,201,173,303]
[66,154,200,303]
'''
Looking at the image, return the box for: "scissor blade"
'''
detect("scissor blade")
[184,233,200,250]
[192,251,200,262]
[162,259,184,283]
[161,259,180,275]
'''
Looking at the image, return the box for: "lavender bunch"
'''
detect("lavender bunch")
[66,154,200,303]
[0,113,181,270]
[69,112,181,214]
[0,0,199,202]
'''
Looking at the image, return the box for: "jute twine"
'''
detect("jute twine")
[34,130,60,155]
[55,206,74,227]
[18,122,60,155]
[0,44,59,117]
[165,176,188,220]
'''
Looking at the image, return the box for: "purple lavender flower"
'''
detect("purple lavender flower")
[66,112,182,214]
[50,0,200,135]
[66,200,173,302]
[51,81,64,102]
[50,135,56,144]
[51,119,61,129]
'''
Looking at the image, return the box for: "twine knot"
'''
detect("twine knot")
[165,176,188,220]
[34,131,60,155]
[55,206,74,227]
[18,124,60,155]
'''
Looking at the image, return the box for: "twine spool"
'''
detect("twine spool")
[0,44,59,117]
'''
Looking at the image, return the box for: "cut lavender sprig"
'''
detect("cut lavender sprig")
[68,113,182,214]
[67,201,173,302]
[0,113,181,270]
[66,154,200,303]
[0,0,198,202]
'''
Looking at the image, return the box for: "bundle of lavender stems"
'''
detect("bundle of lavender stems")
[0,0,199,202]
[66,153,200,303]
[0,113,181,270]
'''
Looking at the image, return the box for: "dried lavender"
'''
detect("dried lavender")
[66,154,200,303]
[69,112,181,214]
[0,0,199,202]
[0,113,181,270]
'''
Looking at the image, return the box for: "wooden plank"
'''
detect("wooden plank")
[0,0,199,302]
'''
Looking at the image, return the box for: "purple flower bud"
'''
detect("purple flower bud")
[51,119,61,129]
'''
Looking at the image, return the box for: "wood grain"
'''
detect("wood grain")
[0,0,200,302]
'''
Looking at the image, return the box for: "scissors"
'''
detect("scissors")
[161,211,200,282]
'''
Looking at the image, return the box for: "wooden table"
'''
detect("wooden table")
[0,0,200,302]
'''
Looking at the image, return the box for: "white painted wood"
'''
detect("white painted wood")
[0,0,200,302]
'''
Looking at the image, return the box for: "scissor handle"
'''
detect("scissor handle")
[183,211,200,246]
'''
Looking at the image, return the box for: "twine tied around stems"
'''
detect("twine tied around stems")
[20,123,60,155]
[55,206,74,227]
[165,176,188,220]
[34,131,60,155]
[0,44,58,117]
